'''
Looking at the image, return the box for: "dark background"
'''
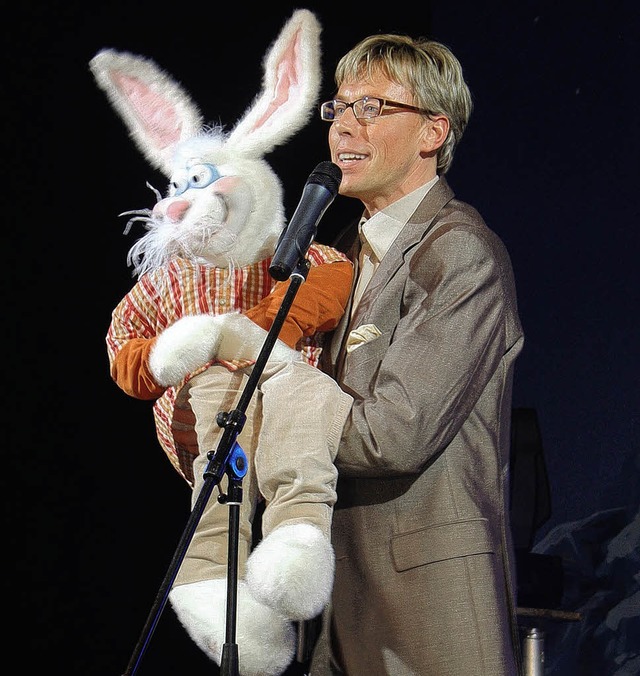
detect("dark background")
[5,1,638,674]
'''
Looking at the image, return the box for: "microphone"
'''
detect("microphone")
[269,161,342,281]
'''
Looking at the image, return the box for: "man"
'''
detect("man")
[309,33,524,675]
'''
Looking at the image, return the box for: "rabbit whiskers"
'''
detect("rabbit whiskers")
[121,207,238,279]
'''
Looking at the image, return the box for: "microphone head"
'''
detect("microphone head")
[268,161,342,281]
[307,161,342,196]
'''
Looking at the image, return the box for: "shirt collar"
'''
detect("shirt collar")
[359,176,439,262]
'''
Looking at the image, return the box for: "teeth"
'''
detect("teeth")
[339,153,366,161]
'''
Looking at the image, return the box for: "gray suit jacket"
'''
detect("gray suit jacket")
[312,177,524,675]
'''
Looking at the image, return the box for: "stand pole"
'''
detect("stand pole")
[122,260,310,676]
[220,499,241,674]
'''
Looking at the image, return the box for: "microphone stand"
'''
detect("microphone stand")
[122,258,312,676]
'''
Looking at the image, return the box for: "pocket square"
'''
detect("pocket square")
[346,324,382,353]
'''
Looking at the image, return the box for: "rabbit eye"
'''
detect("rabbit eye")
[168,177,188,197]
[188,164,221,190]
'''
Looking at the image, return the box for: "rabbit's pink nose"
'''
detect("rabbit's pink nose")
[152,198,190,222]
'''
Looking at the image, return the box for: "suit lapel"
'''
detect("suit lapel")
[329,228,361,372]
[351,178,455,325]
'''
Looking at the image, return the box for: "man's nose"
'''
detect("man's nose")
[333,107,359,130]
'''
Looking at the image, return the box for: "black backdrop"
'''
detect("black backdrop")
[5,1,639,674]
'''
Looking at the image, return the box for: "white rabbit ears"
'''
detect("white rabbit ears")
[90,9,322,175]
[227,9,322,155]
[90,49,204,174]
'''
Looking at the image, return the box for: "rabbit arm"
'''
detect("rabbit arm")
[109,314,259,396]
[109,258,347,396]
[149,313,299,388]
[245,260,354,348]
[109,257,350,396]
[110,337,164,400]
[109,317,228,396]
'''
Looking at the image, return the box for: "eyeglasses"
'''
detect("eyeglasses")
[319,96,430,121]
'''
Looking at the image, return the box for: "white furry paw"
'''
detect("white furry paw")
[149,314,225,386]
[246,523,335,621]
[169,578,296,676]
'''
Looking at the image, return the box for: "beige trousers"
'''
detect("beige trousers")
[174,360,352,586]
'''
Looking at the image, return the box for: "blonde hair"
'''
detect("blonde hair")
[335,35,473,174]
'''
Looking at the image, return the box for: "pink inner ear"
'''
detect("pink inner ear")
[251,29,302,130]
[113,72,183,151]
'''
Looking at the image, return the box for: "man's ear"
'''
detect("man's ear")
[421,114,450,153]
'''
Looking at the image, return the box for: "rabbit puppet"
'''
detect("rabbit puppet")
[91,10,354,675]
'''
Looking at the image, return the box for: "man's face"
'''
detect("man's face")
[328,70,441,216]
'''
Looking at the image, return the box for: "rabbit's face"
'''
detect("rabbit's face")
[150,164,254,268]
[124,142,286,277]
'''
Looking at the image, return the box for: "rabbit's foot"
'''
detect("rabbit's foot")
[170,578,296,676]
[246,523,334,621]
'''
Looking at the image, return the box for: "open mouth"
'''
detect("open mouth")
[338,153,367,162]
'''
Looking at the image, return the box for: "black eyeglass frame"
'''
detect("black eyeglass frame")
[319,96,431,121]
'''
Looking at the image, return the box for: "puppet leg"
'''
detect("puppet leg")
[246,360,353,620]
[174,365,260,585]
[170,365,296,676]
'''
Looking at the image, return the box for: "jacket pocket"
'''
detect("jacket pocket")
[391,518,494,572]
